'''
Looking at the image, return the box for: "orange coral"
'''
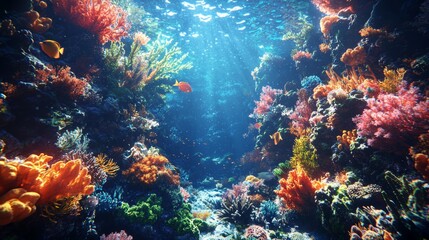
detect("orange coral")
[319,43,330,53]
[0,154,94,224]
[325,67,377,93]
[25,10,52,33]
[0,188,40,226]
[30,159,94,205]
[275,166,324,212]
[313,84,333,99]
[359,27,387,37]
[1,154,94,205]
[340,46,366,66]
[410,132,429,180]
[336,129,357,150]
[320,15,339,37]
[123,155,179,185]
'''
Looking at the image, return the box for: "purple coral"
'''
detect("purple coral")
[100,230,133,240]
[353,83,429,153]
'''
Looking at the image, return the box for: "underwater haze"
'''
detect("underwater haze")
[1,0,429,239]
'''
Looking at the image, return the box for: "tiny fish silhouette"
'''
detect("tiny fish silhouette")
[174,80,192,93]
[39,40,64,59]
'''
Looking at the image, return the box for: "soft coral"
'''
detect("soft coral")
[51,0,130,44]
[353,82,429,153]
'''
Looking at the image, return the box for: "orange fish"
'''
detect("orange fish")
[174,80,192,93]
[39,40,64,59]
[270,131,283,145]
[254,122,262,129]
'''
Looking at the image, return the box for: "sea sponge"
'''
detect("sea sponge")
[0,188,40,225]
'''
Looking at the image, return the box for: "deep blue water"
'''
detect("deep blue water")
[137,0,310,168]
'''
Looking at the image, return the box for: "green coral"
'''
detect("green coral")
[167,203,208,237]
[273,162,291,178]
[290,135,318,173]
[121,194,163,224]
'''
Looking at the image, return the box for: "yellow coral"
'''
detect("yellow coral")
[96,154,120,177]
[290,136,318,174]
[379,68,405,93]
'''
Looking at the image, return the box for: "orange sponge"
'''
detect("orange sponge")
[0,188,40,225]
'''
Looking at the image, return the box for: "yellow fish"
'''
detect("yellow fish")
[270,131,283,145]
[39,40,64,59]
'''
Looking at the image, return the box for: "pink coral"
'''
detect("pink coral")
[289,89,313,137]
[252,86,282,118]
[100,230,133,240]
[353,82,429,153]
[51,0,130,44]
[244,225,269,240]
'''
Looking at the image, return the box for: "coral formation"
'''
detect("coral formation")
[51,0,130,44]
[275,166,324,212]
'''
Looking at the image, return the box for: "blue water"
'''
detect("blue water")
[139,0,306,169]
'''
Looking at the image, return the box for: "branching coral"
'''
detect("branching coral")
[340,46,367,66]
[51,0,130,44]
[103,37,192,90]
[379,68,406,93]
[95,154,119,177]
[275,165,324,212]
[251,85,282,119]
[290,135,318,173]
[129,38,193,89]
[288,89,312,137]
[323,67,378,95]
[353,82,429,153]
[36,65,89,99]
[122,155,179,185]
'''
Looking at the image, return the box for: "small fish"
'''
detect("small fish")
[254,122,262,129]
[174,80,192,93]
[270,131,283,145]
[39,40,64,59]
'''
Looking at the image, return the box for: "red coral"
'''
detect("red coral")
[311,0,352,15]
[252,86,282,118]
[36,65,88,99]
[292,50,312,62]
[353,83,429,153]
[51,0,130,44]
[275,166,324,212]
